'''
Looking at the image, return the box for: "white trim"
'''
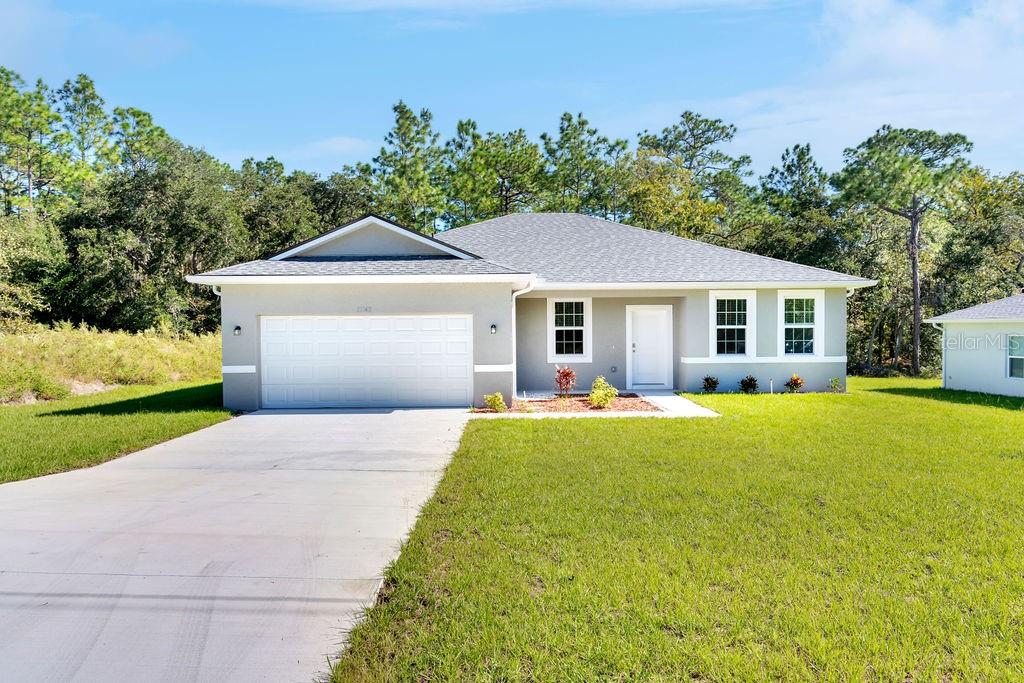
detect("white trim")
[546,297,593,364]
[926,318,1024,325]
[222,365,256,374]
[777,289,825,358]
[534,279,876,291]
[474,364,514,373]
[186,274,533,286]
[271,216,474,261]
[626,304,674,390]
[680,355,847,364]
[709,290,757,359]
[1009,334,1024,380]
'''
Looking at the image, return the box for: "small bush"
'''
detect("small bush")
[483,391,508,412]
[828,377,843,393]
[739,374,759,394]
[784,373,805,393]
[702,375,719,393]
[588,375,618,409]
[554,365,576,397]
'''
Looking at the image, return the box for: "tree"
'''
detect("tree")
[622,149,721,237]
[835,126,972,374]
[638,111,750,188]
[110,107,170,172]
[235,157,323,258]
[479,129,544,216]
[541,112,626,216]
[54,140,243,331]
[371,101,445,232]
[55,74,114,193]
[290,167,375,229]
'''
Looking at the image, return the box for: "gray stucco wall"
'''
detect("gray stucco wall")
[302,222,445,257]
[941,322,1024,397]
[219,282,514,410]
[516,287,850,394]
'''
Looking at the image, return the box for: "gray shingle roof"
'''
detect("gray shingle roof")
[436,213,872,284]
[928,294,1024,322]
[202,256,523,277]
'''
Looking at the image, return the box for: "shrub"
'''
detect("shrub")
[739,374,759,394]
[554,365,576,397]
[483,391,508,412]
[588,375,618,409]
[702,375,719,393]
[784,373,805,393]
[828,377,843,393]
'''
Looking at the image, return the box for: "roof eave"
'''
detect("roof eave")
[925,317,1024,324]
[186,273,535,287]
[531,279,878,291]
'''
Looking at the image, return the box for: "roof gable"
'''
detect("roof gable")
[270,215,478,261]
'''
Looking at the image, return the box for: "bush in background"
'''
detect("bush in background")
[588,376,618,409]
[483,392,507,412]
[702,375,720,393]
[0,323,220,402]
[554,365,576,397]
[784,374,805,393]
[739,374,759,394]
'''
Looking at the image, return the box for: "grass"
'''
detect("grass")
[334,377,1024,681]
[0,322,220,402]
[0,381,231,484]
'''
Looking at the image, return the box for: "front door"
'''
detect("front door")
[627,305,673,390]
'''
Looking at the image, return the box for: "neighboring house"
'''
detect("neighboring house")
[187,213,875,410]
[926,293,1024,398]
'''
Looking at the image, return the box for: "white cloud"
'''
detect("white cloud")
[0,0,187,76]
[612,0,1024,174]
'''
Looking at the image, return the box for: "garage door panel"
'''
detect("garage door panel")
[260,315,473,408]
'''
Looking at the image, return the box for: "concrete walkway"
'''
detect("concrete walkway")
[0,408,468,683]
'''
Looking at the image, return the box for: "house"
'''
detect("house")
[926,293,1024,397]
[186,213,875,410]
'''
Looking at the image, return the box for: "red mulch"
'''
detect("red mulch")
[475,393,660,413]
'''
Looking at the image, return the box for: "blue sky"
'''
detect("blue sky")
[3,0,1023,177]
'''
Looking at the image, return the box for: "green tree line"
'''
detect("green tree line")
[2,69,1022,374]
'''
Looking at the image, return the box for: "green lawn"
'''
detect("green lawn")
[335,378,1024,681]
[0,382,231,484]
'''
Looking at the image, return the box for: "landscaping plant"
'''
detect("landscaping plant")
[739,374,759,393]
[828,377,843,393]
[784,373,805,393]
[483,392,507,413]
[554,366,576,397]
[588,375,618,409]
[702,375,719,393]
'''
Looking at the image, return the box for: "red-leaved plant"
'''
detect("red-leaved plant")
[554,365,576,397]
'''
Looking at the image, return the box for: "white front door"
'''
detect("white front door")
[626,305,673,390]
[260,315,473,408]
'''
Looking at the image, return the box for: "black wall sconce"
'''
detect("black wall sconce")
[233,325,242,336]
[490,324,497,335]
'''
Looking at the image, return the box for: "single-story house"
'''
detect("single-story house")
[187,213,876,410]
[926,293,1024,397]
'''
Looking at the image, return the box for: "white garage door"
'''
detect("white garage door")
[260,315,473,408]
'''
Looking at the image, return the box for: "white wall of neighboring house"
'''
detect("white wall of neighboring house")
[941,321,1024,397]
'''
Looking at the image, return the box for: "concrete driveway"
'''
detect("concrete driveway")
[0,408,469,682]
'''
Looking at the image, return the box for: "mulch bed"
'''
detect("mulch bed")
[476,393,660,413]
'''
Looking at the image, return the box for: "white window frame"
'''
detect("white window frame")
[709,290,756,358]
[777,289,825,358]
[546,297,593,363]
[1009,334,1024,380]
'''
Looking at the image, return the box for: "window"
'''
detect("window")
[1010,335,1024,379]
[716,299,748,355]
[778,290,824,357]
[710,291,755,357]
[783,297,815,354]
[547,298,592,363]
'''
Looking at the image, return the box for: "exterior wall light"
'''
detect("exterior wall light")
[490,324,497,335]
[233,325,242,336]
